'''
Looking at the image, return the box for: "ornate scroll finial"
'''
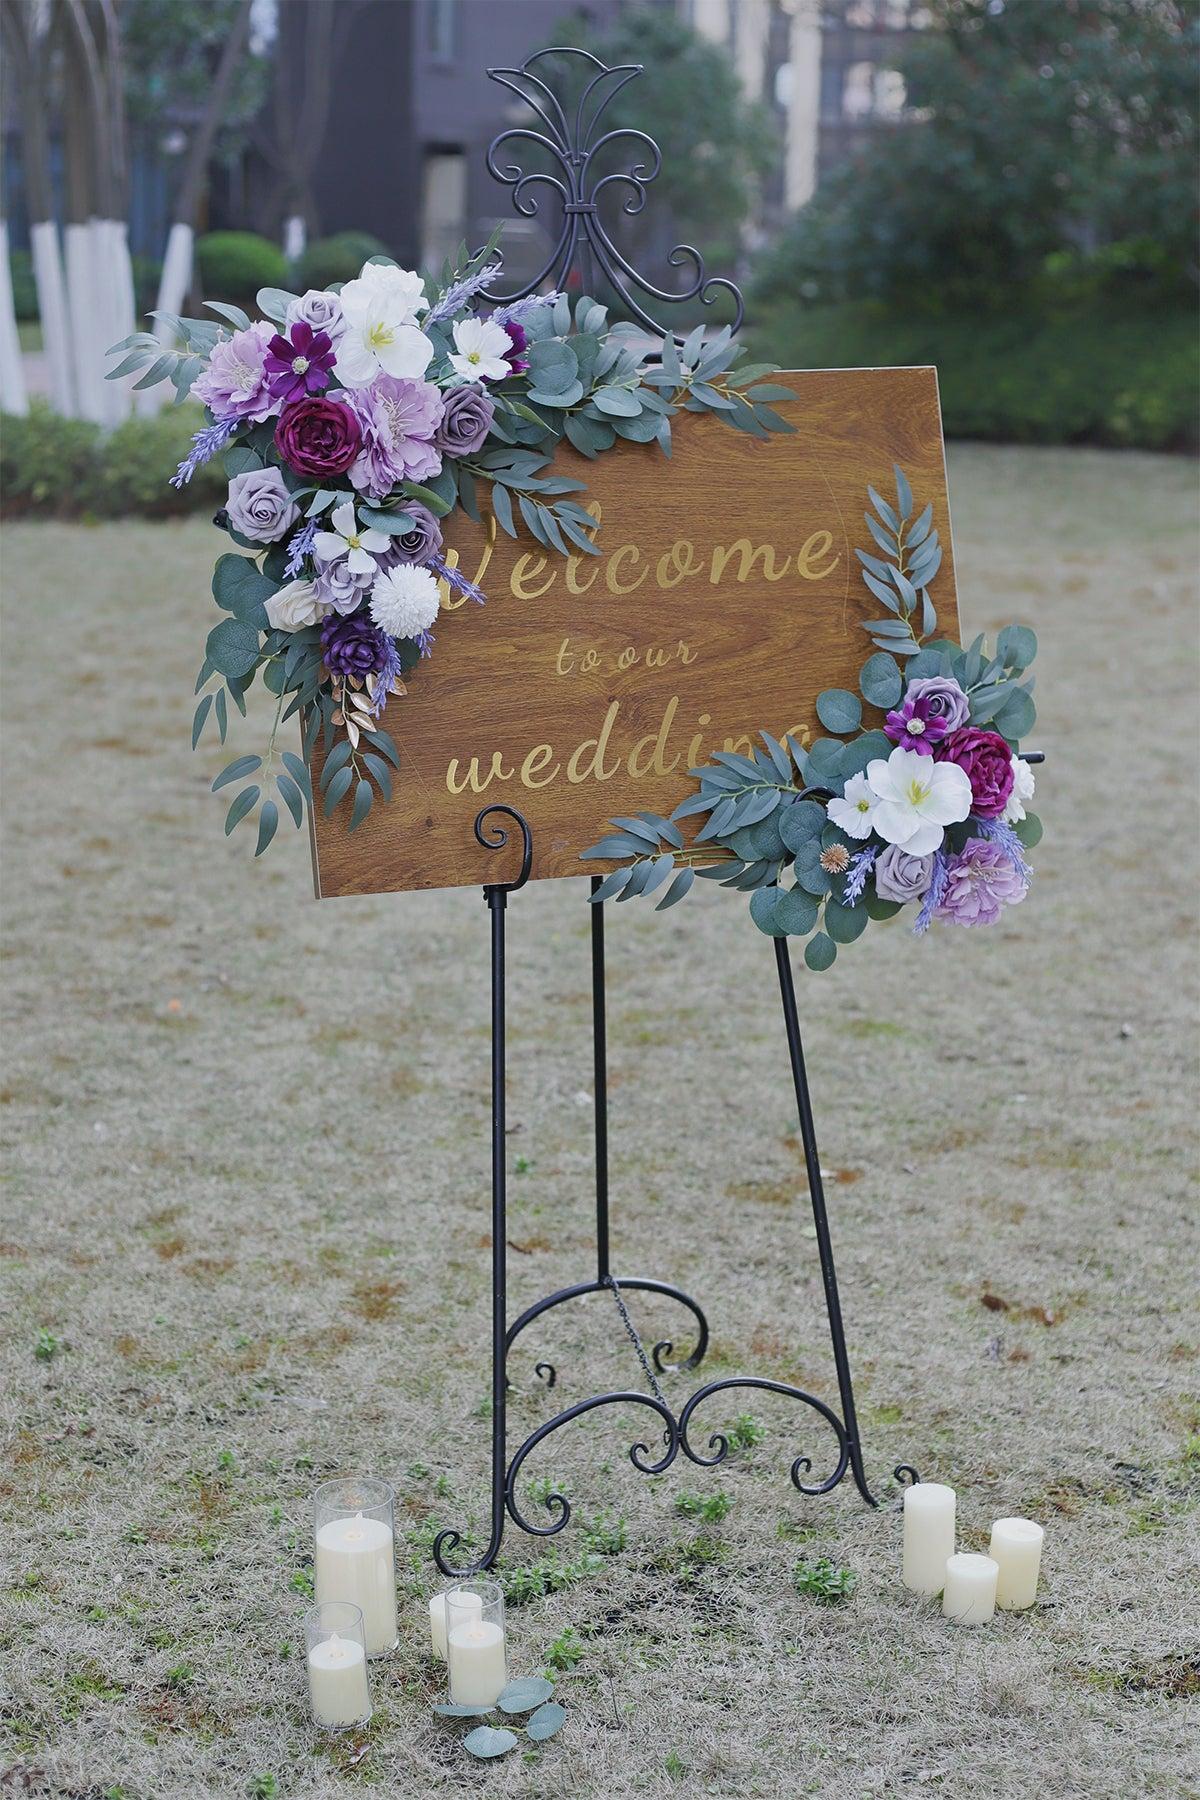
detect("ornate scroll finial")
[484,45,744,340]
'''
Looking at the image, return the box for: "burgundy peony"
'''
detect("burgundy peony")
[934,727,1015,818]
[275,395,362,478]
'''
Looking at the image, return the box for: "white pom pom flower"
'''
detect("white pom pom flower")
[370,562,441,641]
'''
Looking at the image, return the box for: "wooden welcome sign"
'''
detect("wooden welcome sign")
[307,366,958,897]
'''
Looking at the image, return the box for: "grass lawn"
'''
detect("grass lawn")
[2,445,1198,1798]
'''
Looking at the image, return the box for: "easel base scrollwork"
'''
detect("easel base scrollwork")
[429,807,920,1578]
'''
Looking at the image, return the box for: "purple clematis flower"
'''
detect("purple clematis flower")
[884,689,956,755]
[264,321,336,404]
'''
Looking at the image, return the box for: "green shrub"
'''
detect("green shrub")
[196,231,288,307]
[296,230,391,291]
[0,400,224,517]
[8,249,37,320]
[748,298,1198,452]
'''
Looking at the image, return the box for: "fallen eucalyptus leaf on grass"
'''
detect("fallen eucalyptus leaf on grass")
[433,1702,491,1718]
[463,1725,519,1759]
[526,1700,566,1741]
[497,1676,554,1713]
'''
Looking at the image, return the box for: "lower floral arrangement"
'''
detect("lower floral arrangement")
[583,465,1042,969]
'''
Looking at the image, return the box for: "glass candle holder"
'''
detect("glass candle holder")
[313,1477,398,1658]
[446,1579,508,1707]
[429,1583,483,1661]
[305,1602,371,1730]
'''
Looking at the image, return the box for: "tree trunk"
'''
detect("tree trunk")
[142,0,252,408]
[0,0,75,414]
[61,0,108,422]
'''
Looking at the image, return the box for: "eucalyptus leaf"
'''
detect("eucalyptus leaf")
[497,1677,554,1714]
[859,652,903,710]
[805,932,837,971]
[749,887,786,936]
[224,786,259,835]
[656,866,695,910]
[254,801,278,858]
[463,1726,519,1759]
[815,689,862,735]
[778,799,826,851]
[433,1704,491,1719]
[592,386,641,417]
[526,1701,566,1742]
[775,886,819,935]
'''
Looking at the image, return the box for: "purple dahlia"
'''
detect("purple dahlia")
[320,610,390,677]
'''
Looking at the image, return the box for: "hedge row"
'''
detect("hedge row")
[750,298,1197,452]
[0,402,225,517]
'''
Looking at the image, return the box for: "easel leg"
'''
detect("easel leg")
[434,801,535,1576]
[773,936,878,1507]
[590,878,610,1283]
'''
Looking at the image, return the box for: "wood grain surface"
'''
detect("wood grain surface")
[307,366,959,897]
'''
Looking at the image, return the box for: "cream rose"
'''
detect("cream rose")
[265,579,330,632]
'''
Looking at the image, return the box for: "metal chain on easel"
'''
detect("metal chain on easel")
[604,1274,667,1407]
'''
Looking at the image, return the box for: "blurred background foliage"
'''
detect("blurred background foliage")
[1,0,1195,515]
[749,0,1196,449]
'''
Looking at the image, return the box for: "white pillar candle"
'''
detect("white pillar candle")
[429,1586,483,1660]
[447,1617,508,1707]
[902,1481,956,1596]
[989,1517,1044,1610]
[314,1512,397,1657]
[942,1552,999,1626]
[307,1631,370,1728]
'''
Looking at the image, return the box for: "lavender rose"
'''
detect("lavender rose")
[935,838,1029,927]
[275,395,362,478]
[225,466,299,543]
[432,384,495,458]
[286,289,346,342]
[380,500,442,566]
[934,727,1015,819]
[905,676,969,732]
[874,843,934,904]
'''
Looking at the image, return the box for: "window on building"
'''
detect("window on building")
[422,149,467,272]
[427,0,457,65]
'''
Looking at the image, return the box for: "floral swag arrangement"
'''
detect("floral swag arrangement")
[105,234,797,853]
[583,465,1043,970]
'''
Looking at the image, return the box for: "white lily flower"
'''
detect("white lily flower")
[865,746,972,856]
[448,316,514,382]
[827,772,878,840]
[313,501,391,576]
[334,262,433,387]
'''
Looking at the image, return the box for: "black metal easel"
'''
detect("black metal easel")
[432,49,918,1577]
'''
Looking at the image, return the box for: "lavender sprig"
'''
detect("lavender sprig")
[843,845,876,906]
[415,628,436,659]
[425,262,501,325]
[971,816,1033,884]
[368,634,404,717]
[493,291,562,325]
[912,849,949,937]
[170,417,236,489]
[427,551,487,606]
[283,520,317,580]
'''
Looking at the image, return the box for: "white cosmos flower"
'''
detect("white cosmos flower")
[448,316,514,382]
[1001,755,1036,824]
[264,579,330,632]
[865,745,972,856]
[313,502,391,576]
[827,772,878,840]
[370,562,441,640]
[334,262,433,387]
